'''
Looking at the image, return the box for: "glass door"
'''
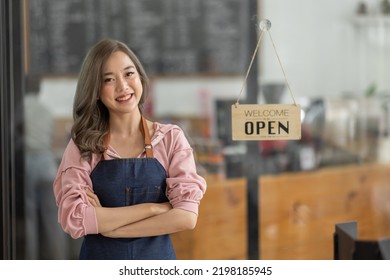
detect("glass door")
[0,0,25,260]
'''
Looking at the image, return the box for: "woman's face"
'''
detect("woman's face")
[99,51,143,116]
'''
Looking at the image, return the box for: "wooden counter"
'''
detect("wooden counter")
[170,163,390,259]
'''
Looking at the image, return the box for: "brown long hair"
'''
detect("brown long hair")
[71,38,149,161]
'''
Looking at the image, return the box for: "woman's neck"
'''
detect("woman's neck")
[108,110,142,138]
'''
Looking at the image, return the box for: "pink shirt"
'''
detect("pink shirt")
[53,123,207,239]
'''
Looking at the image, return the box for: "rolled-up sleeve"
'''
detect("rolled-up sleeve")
[159,126,207,215]
[166,148,206,215]
[53,140,99,239]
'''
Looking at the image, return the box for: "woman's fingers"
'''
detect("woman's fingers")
[86,190,102,207]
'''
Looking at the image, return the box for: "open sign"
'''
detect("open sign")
[231,104,301,141]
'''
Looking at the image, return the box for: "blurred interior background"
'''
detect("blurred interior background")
[2,0,390,260]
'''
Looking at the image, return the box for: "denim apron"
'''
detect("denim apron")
[79,116,176,260]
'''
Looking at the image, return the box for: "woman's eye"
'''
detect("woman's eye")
[126,71,135,77]
[104,78,114,83]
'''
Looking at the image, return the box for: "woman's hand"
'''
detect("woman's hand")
[86,190,102,207]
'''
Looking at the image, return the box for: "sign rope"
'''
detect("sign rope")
[235,19,297,106]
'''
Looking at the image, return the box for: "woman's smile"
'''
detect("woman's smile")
[115,93,133,103]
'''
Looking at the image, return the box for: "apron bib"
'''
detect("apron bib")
[80,116,176,260]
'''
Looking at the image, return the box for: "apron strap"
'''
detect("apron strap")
[102,115,154,159]
[103,132,110,160]
[140,115,154,158]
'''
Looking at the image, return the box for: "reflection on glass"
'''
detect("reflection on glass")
[23,75,68,259]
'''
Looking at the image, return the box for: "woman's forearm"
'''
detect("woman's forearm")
[95,202,171,233]
[102,208,197,238]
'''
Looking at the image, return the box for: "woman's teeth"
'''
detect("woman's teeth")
[116,94,132,101]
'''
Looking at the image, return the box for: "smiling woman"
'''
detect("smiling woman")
[53,39,207,260]
[99,52,143,117]
[70,39,150,161]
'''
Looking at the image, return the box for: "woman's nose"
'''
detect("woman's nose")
[116,76,129,92]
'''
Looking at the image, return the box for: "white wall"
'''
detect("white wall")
[40,77,77,118]
[260,0,390,100]
[152,76,244,116]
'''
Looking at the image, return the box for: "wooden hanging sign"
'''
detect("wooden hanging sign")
[232,104,301,141]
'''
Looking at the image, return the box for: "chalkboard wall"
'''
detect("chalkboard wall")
[28,0,250,76]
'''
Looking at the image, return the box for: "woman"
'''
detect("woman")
[53,38,207,259]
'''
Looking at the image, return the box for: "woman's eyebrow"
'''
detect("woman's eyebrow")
[103,65,135,76]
